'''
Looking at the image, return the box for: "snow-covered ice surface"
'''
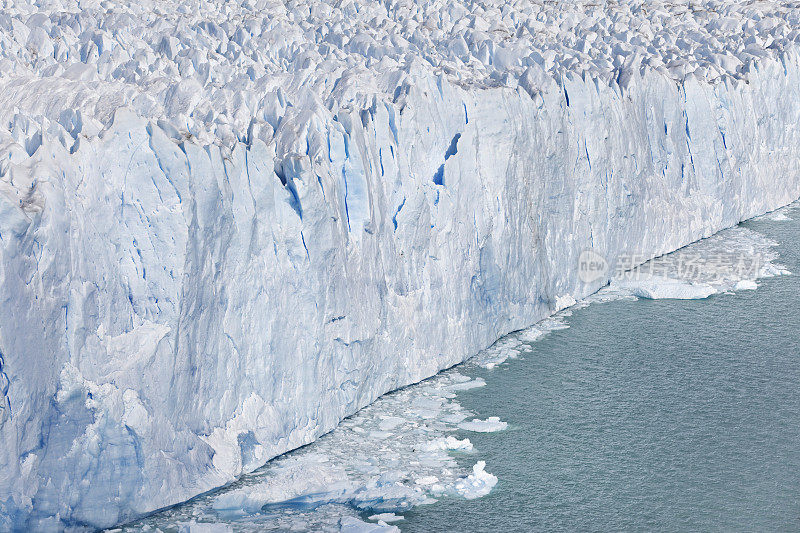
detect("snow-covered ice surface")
[2,0,800,144]
[3,0,800,529]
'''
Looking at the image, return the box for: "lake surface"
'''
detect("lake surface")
[403,205,800,532]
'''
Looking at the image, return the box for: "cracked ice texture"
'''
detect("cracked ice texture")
[2,0,800,529]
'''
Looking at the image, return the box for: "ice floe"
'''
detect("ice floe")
[458,417,509,433]
[367,513,404,523]
[452,461,498,500]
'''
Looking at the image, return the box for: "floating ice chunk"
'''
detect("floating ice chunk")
[458,417,508,433]
[213,463,424,517]
[453,462,498,500]
[518,326,547,343]
[414,476,440,486]
[350,476,425,512]
[756,207,794,222]
[514,314,572,346]
[734,280,758,291]
[768,212,791,221]
[339,516,400,533]
[540,317,570,331]
[441,412,469,424]
[177,522,233,533]
[448,377,486,391]
[473,341,525,369]
[368,513,404,523]
[378,417,405,431]
[555,295,577,310]
[212,455,353,513]
[611,277,717,300]
[601,226,790,302]
[760,263,792,277]
[421,436,473,452]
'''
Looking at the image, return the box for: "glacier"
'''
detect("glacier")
[2,0,800,529]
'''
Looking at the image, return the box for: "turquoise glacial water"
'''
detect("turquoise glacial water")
[401,206,800,532]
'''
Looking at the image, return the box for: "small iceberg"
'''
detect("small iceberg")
[453,462,498,500]
[458,417,508,432]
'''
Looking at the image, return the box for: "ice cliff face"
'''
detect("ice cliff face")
[2,1,800,529]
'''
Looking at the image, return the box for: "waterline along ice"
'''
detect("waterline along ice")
[128,203,795,532]
[1,1,800,530]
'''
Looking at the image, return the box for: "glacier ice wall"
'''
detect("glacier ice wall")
[2,44,800,530]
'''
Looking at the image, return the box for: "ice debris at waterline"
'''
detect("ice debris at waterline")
[123,371,501,532]
[754,203,796,222]
[3,0,800,529]
[603,226,791,300]
[466,223,791,371]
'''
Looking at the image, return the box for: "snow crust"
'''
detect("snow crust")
[2,1,800,529]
